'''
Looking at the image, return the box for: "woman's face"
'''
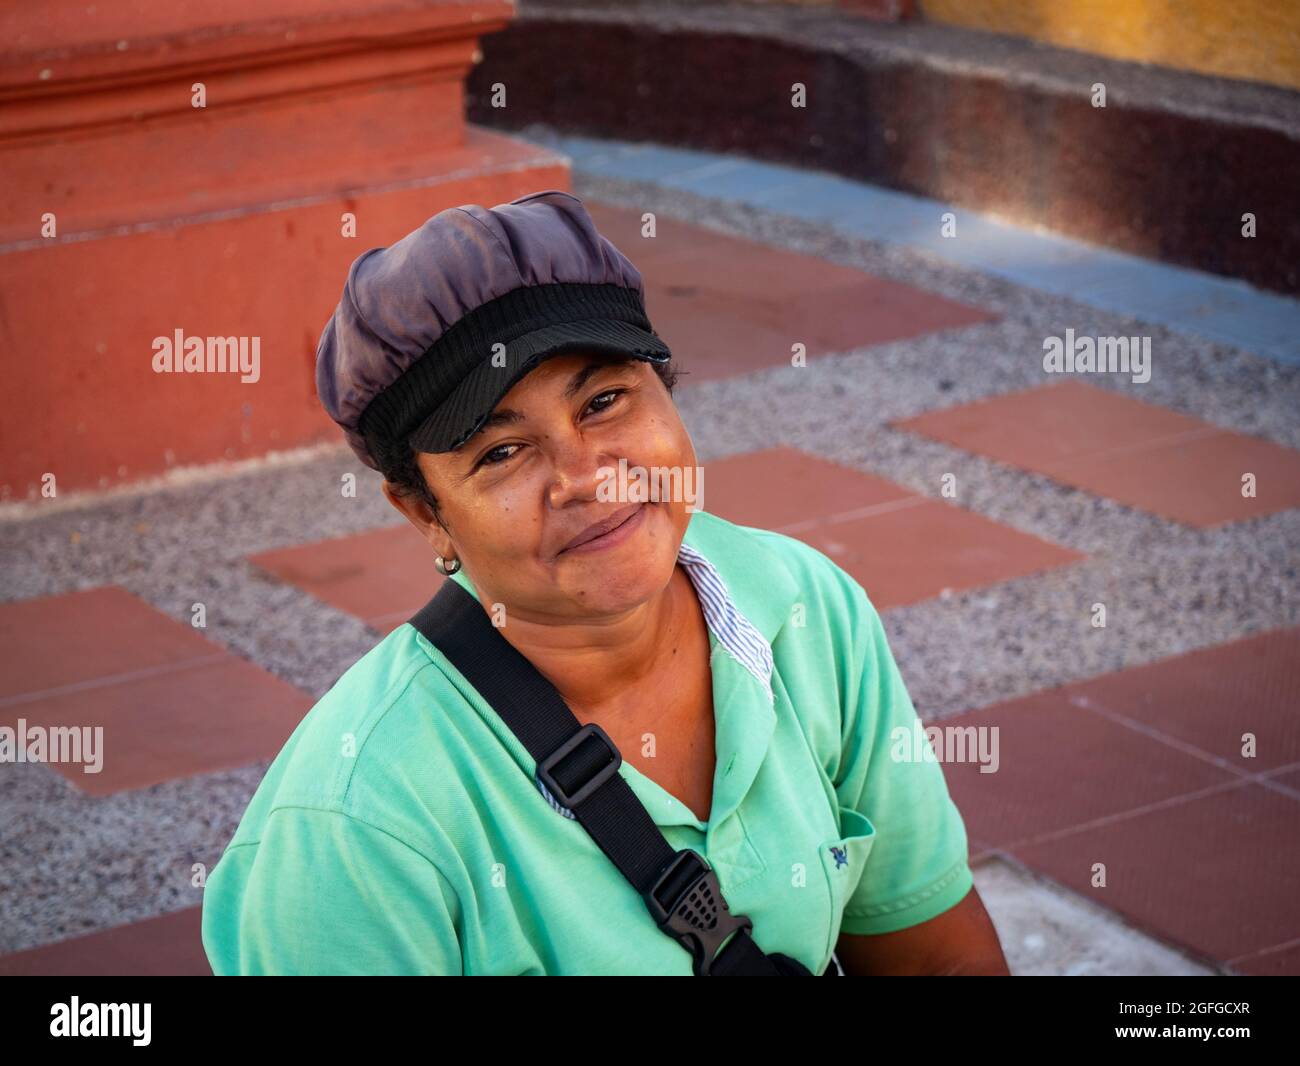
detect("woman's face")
[389,351,697,624]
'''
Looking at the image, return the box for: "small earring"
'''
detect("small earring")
[435,555,461,576]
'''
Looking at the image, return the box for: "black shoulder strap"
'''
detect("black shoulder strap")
[410,577,817,976]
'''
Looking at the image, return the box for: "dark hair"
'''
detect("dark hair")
[376,355,682,525]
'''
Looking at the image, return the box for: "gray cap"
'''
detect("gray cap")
[315,189,672,471]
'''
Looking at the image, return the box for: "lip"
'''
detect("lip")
[558,502,647,555]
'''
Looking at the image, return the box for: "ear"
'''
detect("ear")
[381,480,455,560]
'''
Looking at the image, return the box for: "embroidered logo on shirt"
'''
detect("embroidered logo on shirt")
[830,844,849,869]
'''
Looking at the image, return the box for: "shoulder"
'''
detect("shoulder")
[203,623,477,974]
[218,621,470,856]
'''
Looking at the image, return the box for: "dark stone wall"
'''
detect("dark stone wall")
[467,9,1300,295]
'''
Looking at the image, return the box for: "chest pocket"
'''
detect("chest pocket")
[818,805,877,960]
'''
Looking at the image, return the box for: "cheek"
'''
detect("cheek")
[629,410,693,466]
[445,487,544,563]
[624,415,699,526]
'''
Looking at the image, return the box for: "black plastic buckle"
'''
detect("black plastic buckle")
[645,849,753,976]
[535,722,622,810]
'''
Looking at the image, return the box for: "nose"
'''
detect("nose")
[545,428,618,510]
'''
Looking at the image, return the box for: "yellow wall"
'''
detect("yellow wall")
[921,0,1300,92]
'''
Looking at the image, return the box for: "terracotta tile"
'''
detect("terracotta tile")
[248,525,445,633]
[794,500,1085,609]
[1067,627,1300,773]
[938,633,1300,966]
[586,201,996,382]
[1229,942,1300,976]
[0,906,210,976]
[939,693,1237,849]
[700,446,914,530]
[1010,784,1300,964]
[700,446,1082,607]
[0,586,311,795]
[1263,766,1300,794]
[11,656,311,796]
[0,586,228,701]
[894,381,1205,471]
[893,381,1300,527]
[1058,429,1300,527]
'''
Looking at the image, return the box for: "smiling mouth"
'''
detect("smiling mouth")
[558,502,647,555]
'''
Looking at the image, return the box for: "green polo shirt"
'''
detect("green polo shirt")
[201,508,973,975]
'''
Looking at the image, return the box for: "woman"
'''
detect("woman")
[201,190,1009,976]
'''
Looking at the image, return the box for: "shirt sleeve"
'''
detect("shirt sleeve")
[201,806,464,975]
[829,568,974,936]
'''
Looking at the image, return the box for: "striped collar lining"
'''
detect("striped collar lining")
[675,540,775,695]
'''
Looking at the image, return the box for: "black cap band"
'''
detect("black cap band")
[360,281,668,458]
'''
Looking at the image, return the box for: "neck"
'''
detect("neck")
[489,564,697,725]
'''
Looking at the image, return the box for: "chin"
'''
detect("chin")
[560,518,678,612]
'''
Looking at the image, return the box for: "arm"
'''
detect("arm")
[202,806,464,975]
[823,561,1009,976]
[835,885,1009,975]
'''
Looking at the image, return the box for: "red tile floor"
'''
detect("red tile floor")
[0,907,210,977]
[585,202,996,383]
[3,200,1297,975]
[0,586,311,797]
[945,628,1300,974]
[894,381,1300,528]
[699,447,1084,608]
[249,524,445,636]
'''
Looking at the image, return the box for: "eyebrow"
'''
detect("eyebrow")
[453,357,633,452]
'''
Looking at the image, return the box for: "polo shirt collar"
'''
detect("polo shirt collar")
[679,508,801,649]
[612,510,801,835]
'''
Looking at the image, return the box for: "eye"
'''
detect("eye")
[586,388,626,415]
[472,389,628,472]
[475,442,520,469]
